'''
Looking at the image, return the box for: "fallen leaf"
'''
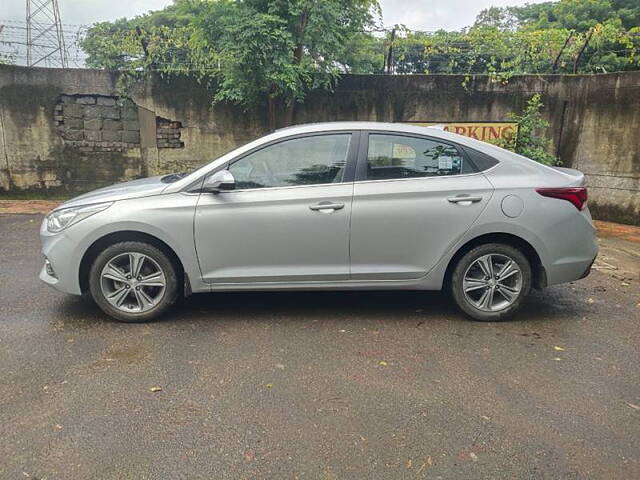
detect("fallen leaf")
[265,383,273,388]
[587,298,595,304]
[554,357,562,361]
[554,346,565,351]
[150,386,162,392]
[469,452,478,462]
[378,360,388,366]
[621,282,630,287]
[417,457,432,474]
[626,402,640,410]
[339,329,346,333]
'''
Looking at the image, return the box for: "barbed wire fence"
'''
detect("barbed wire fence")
[0,19,87,67]
[0,19,637,73]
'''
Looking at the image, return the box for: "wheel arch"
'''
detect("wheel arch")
[79,230,188,295]
[443,232,547,290]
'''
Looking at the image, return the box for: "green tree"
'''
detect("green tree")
[80,0,380,128]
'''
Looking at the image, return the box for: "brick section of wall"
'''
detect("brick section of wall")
[156,117,184,149]
[54,95,141,151]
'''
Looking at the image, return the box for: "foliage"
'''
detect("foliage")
[494,94,558,165]
[383,0,639,77]
[80,0,380,126]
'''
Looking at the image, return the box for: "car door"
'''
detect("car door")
[349,132,494,280]
[194,131,359,284]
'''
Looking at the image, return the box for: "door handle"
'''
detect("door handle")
[309,202,345,212]
[447,195,483,204]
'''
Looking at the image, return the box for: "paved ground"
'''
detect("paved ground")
[0,213,638,480]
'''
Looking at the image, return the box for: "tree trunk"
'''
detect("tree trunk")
[282,101,295,127]
[552,31,573,73]
[573,29,594,74]
[267,96,277,132]
[294,11,309,65]
[283,11,308,128]
[386,28,396,74]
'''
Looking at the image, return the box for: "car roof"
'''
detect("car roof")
[276,121,440,136]
[272,121,499,156]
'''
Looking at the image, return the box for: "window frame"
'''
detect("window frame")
[220,130,361,192]
[355,131,489,183]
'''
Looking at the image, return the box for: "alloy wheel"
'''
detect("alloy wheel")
[100,252,166,313]
[462,253,523,312]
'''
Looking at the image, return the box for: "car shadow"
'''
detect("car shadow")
[54,286,585,328]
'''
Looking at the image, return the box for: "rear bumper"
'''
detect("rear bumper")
[545,236,598,286]
[579,257,596,280]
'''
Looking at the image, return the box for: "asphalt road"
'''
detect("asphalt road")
[1,214,638,479]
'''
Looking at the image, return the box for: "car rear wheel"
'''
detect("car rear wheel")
[450,243,531,321]
[89,241,180,323]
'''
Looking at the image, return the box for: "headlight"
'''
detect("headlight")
[46,202,113,233]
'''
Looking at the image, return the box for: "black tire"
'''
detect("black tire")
[88,241,180,323]
[450,243,532,322]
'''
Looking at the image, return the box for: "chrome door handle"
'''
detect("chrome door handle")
[309,202,345,212]
[447,195,483,204]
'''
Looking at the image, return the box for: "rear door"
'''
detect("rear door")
[349,132,494,280]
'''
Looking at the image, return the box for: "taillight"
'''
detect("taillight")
[536,187,588,210]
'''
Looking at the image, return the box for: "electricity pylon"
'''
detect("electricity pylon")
[26,0,67,68]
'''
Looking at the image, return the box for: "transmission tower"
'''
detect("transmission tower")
[26,0,67,68]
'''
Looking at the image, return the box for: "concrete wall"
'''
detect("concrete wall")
[0,65,638,224]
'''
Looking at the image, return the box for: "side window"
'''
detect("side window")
[365,134,474,181]
[229,134,351,189]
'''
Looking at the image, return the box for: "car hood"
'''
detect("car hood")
[56,175,169,210]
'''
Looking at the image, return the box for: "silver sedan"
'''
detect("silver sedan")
[40,122,598,322]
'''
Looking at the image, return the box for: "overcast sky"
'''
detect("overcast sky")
[2,0,546,31]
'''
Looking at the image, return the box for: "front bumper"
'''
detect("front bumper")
[39,219,84,295]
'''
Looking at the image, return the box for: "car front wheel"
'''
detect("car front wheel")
[450,243,532,321]
[89,241,180,323]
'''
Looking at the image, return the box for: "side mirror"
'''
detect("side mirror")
[203,170,235,193]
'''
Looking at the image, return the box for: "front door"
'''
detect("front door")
[349,132,494,280]
[194,132,357,284]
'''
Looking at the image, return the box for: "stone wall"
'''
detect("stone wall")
[0,65,638,224]
[54,94,141,150]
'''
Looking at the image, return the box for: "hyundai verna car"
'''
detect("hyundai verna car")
[40,122,598,322]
